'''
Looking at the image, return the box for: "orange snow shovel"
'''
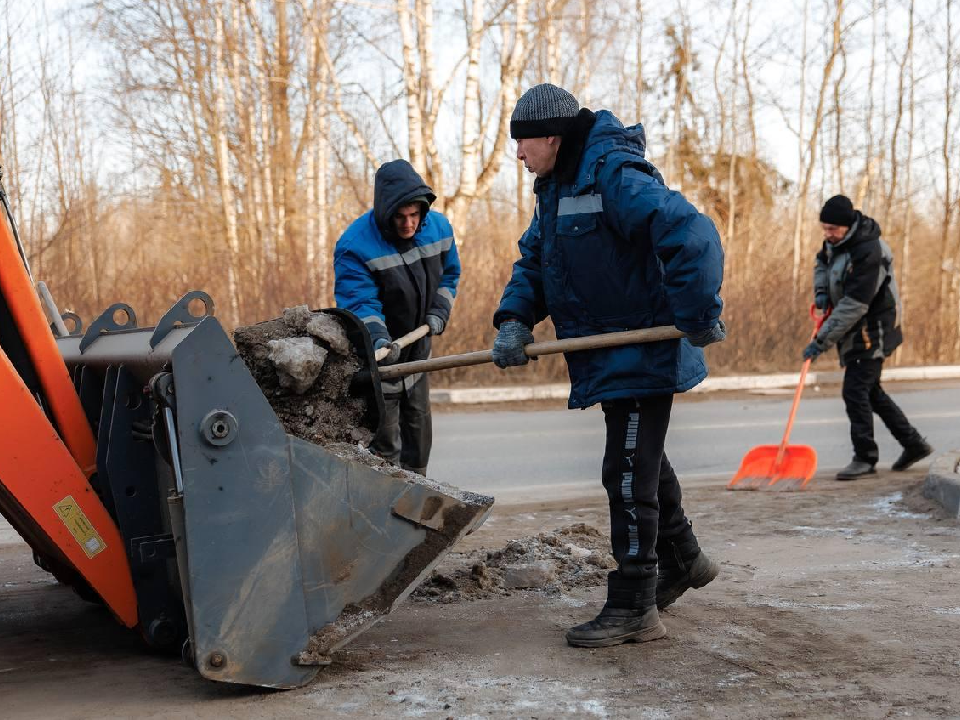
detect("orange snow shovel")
[728,305,830,491]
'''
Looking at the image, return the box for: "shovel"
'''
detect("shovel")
[727,305,830,491]
[377,325,687,380]
[375,324,430,363]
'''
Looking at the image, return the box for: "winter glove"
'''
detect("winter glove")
[374,338,401,365]
[687,320,727,348]
[492,320,534,368]
[802,339,826,362]
[815,292,831,310]
[425,314,445,336]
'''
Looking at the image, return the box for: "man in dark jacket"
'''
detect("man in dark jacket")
[804,195,932,480]
[334,159,460,475]
[492,83,726,648]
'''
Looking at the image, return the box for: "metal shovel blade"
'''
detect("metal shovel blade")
[727,444,818,491]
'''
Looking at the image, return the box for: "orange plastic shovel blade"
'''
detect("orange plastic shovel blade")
[727,444,818,491]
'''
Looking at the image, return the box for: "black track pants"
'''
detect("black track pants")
[601,395,699,607]
[842,357,922,463]
[370,375,432,473]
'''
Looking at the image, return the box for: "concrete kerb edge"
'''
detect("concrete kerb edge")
[923,451,960,519]
[430,365,960,405]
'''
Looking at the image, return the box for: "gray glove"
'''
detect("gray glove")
[492,320,534,368]
[687,320,727,348]
[425,314,445,336]
[374,338,401,365]
[815,292,830,310]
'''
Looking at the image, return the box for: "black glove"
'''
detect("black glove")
[425,314,445,336]
[802,339,825,361]
[687,320,727,348]
[815,292,830,310]
[492,320,534,368]
[374,338,401,365]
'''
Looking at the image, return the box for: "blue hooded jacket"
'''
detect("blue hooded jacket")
[335,160,461,391]
[494,111,724,408]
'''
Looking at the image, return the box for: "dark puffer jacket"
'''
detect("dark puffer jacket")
[813,212,902,366]
[494,110,724,408]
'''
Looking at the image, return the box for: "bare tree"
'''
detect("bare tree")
[6,0,960,380]
[635,0,643,122]
[899,0,915,338]
[884,0,913,234]
[939,0,957,358]
[791,0,844,292]
[665,12,692,189]
[726,0,740,250]
[831,44,846,191]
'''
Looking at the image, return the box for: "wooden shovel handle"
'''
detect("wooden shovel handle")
[378,325,686,380]
[374,324,430,362]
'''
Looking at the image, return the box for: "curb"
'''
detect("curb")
[430,365,960,405]
[923,451,960,519]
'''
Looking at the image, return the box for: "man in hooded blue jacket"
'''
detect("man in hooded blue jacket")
[335,159,460,475]
[492,84,726,648]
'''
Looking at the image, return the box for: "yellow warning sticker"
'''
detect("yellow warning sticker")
[54,496,107,559]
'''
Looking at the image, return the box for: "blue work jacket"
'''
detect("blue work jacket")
[495,111,724,408]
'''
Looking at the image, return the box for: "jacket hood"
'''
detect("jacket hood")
[573,110,662,189]
[833,212,881,250]
[373,160,437,241]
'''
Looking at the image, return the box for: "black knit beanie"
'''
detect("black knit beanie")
[820,195,856,226]
[510,84,580,139]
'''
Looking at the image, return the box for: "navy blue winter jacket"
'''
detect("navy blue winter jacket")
[335,160,460,389]
[494,111,724,408]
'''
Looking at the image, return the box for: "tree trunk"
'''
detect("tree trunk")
[899,0,914,350]
[726,0,739,256]
[884,2,911,233]
[635,0,643,122]
[939,0,956,360]
[214,2,241,326]
[447,0,485,231]
[547,0,562,85]
[863,0,877,208]
[473,0,530,221]
[832,46,846,190]
[791,0,843,293]
[396,0,425,175]
[666,20,691,189]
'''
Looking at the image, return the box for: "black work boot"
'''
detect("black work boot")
[565,606,666,648]
[891,439,933,471]
[836,458,877,481]
[657,550,720,610]
[566,572,665,648]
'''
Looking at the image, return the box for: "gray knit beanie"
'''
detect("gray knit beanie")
[510,84,580,139]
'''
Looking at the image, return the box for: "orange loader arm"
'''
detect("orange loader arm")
[0,179,137,628]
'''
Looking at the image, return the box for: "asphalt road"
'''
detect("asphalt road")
[430,381,960,499]
[1,381,957,544]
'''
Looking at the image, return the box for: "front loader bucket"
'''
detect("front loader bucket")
[55,298,493,689]
[165,317,492,687]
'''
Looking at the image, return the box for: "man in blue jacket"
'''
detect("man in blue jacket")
[335,159,460,475]
[492,84,726,648]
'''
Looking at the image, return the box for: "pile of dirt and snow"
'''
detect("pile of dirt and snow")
[413,523,616,603]
[234,305,373,446]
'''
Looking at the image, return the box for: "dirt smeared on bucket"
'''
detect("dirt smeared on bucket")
[234,306,496,668]
[412,523,616,603]
[234,306,373,445]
